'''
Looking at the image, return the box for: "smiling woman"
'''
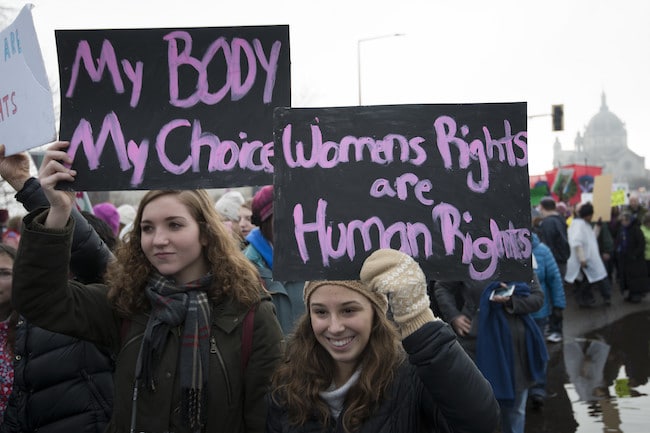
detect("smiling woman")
[10,141,284,433]
[267,248,500,433]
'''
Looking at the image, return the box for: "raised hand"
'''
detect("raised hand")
[38,141,77,229]
[0,144,32,191]
[360,249,437,337]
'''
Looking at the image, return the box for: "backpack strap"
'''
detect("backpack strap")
[241,305,256,372]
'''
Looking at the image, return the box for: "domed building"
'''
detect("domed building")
[553,93,649,184]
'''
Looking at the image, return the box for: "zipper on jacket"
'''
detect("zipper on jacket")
[80,369,112,419]
[210,336,233,405]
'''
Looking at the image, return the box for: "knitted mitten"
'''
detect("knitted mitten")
[360,249,436,337]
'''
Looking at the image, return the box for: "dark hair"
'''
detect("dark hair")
[539,197,557,211]
[81,211,118,251]
[578,202,594,218]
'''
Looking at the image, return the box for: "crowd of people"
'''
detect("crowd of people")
[0,139,647,433]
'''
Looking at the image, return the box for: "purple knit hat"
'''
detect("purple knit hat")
[251,185,273,226]
[93,202,120,235]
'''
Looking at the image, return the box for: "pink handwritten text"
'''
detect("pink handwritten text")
[66,40,144,108]
[164,31,282,107]
[434,116,527,193]
[293,198,531,280]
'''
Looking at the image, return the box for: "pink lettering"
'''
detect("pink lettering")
[66,40,143,108]
[164,31,282,108]
[67,112,148,186]
[281,123,426,169]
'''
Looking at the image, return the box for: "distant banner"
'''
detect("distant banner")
[0,4,56,155]
[273,103,532,282]
[56,25,291,190]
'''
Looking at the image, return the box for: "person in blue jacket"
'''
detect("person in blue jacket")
[529,232,566,409]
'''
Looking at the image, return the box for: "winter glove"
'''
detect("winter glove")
[360,249,437,338]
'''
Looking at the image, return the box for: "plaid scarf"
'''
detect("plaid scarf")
[136,272,212,431]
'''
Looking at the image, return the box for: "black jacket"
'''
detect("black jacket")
[0,179,115,433]
[13,177,112,283]
[0,321,114,433]
[538,214,570,264]
[266,321,499,433]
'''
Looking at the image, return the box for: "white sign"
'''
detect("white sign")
[0,4,55,155]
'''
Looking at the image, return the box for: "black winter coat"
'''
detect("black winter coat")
[266,321,499,433]
[0,321,114,433]
[0,178,115,433]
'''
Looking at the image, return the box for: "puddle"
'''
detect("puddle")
[526,311,650,432]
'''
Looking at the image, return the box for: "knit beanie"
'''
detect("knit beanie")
[93,202,120,236]
[215,191,245,222]
[303,280,388,314]
[251,185,274,226]
[117,204,136,227]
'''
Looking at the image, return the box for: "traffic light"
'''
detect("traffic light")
[552,104,564,131]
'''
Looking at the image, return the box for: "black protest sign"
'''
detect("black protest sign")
[272,103,533,282]
[56,25,290,190]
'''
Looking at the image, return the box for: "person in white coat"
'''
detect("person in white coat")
[565,202,612,307]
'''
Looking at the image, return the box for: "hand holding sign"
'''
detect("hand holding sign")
[0,143,31,191]
[38,141,77,229]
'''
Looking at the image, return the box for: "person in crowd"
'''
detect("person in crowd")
[117,203,136,240]
[81,210,118,252]
[267,248,500,433]
[11,141,284,433]
[434,275,547,433]
[0,217,21,249]
[238,198,256,241]
[215,190,245,234]
[537,197,571,278]
[529,231,566,409]
[0,245,18,424]
[93,202,120,237]
[641,214,650,279]
[625,194,647,223]
[614,211,647,303]
[244,185,305,334]
[0,145,116,433]
[565,202,612,307]
[596,210,615,283]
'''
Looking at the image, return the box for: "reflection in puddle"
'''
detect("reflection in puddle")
[526,311,650,433]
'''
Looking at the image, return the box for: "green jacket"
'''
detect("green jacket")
[13,210,284,433]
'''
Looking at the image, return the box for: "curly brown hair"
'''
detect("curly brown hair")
[105,190,263,315]
[270,301,404,433]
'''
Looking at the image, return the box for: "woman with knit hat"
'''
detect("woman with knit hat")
[267,248,499,433]
[244,185,305,334]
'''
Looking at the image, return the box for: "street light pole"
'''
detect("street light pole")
[357,33,404,105]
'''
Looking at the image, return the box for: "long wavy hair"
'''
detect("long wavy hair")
[0,244,18,356]
[105,190,263,315]
[270,300,405,432]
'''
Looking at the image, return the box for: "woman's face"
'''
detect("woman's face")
[309,284,374,379]
[0,253,13,309]
[238,207,255,237]
[140,194,209,284]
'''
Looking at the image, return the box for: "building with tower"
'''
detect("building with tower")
[553,93,649,186]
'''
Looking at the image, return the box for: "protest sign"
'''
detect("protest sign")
[272,103,533,282]
[0,4,56,155]
[57,25,290,190]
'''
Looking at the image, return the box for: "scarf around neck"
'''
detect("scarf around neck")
[246,227,273,269]
[136,272,213,431]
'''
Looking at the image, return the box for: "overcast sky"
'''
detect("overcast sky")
[6,0,650,176]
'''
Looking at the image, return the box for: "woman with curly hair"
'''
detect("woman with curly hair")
[266,248,499,433]
[11,141,284,433]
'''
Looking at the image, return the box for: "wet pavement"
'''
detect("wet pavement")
[526,285,650,433]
